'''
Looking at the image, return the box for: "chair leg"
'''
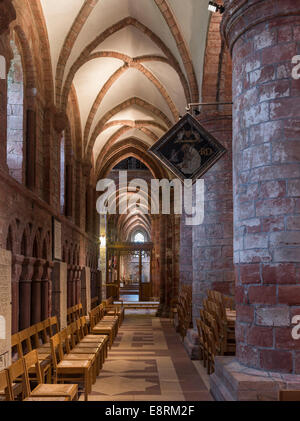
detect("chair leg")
[84,369,89,402]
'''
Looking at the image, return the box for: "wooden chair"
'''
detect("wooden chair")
[103,298,124,326]
[64,325,102,374]
[89,307,117,348]
[50,333,92,401]
[176,286,192,340]
[0,369,13,401]
[201,310,222,356]
[13,328,51,385]
[59,329,98,382]
[78,317,108,363]
[198,320,215,374]
[6,359,27,400]
[23,350,78,401]
[203,298,235,355]
[196,319,206,367]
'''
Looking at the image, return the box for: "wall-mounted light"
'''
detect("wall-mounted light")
[208,2,225,14]
[100,236,106,248]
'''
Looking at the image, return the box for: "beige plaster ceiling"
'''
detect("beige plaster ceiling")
[40,0,211,166]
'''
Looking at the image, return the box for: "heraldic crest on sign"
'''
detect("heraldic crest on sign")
[148,113,227,182]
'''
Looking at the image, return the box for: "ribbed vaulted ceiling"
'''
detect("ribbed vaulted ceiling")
[40,0,211,168]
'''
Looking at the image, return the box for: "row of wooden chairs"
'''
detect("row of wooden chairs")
[0,350,78,401]
[4,314,111,401]
[102,297,125,326]
[67,298,125,328]
[49,317,109,401]
[196,290,236,374]
[10,316,60,388]
[89,304,119,348]
[176,285,193,340]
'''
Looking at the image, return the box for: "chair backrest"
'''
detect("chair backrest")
[11,333,20,362]
[7,358,28,399]
[27,325,38,349]
[11,333,23,359]
[78,303,84,317]
[23,350,43,386]
[196,319,203,342]
[0,369,13,401]
[18,329,32,356]
[50,333,64,368]
[35,321,48,343]
[67,323,76,348]
[75,318,84,340]
[80,316,89,336]
[89,308,96,329]
[60,328,72,354]
[49,316,59,336]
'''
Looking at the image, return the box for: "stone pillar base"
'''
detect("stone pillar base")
[183,328,199,360]
[210,357,300,401]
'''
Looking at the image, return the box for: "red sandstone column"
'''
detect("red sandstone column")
[41,261,53,320]
[11,254,24,333]
[73,266,78,305]
[172,215,180,303]
[75,265,82,304]
[179,216,193,286]
[164,214,173,313]
[193,112,234,308]
[67,264,73,308]
[31,259,44,324]
[158,215,166,314]
[222,0,300,373]
[19,257,35,330]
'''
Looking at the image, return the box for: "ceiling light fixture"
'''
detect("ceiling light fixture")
[208,2,225,14]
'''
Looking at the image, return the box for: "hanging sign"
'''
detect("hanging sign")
[148,113,227,182]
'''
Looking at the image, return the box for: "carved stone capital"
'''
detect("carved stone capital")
[21,257,36,280]
[221,0,300,54]
[33,258,46,281]
[42,260,54,280]
[11,254,24,283]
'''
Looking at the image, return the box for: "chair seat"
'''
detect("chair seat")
[92,326,113,333]
[64,352,95,360]
[71,346,100,353]
[58,360,91,369]
[24,396,69,401]
[95,321,114,327]
[31,383,78,399]
[79,337,105,343]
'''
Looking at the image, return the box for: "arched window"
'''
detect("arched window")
[134,232,145,243]
[60,133,65,214]
[7,39,24,183]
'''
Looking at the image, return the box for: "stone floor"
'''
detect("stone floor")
[80,311,212,401]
